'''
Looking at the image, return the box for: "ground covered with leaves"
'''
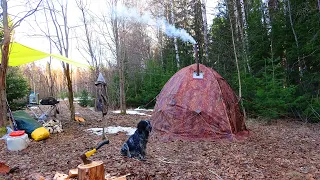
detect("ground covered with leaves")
[1,102,320,180]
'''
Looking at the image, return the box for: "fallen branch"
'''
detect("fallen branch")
[157,157,176,164]
[208,169,223,180]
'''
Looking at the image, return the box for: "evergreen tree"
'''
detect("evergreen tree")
[6,67,29,110]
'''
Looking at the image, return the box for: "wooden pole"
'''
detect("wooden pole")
[77,161,104,180]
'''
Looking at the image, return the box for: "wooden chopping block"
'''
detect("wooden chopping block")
[78,160,104,180]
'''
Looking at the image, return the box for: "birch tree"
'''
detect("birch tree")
[286,0,303,79]
[201,0,209,61]
[169,0,180,68]
[227,0,246,119]
[239,0,250,72]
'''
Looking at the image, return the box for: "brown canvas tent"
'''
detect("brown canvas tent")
[151,64,248,141]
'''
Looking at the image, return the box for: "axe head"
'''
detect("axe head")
[80,154,92,165]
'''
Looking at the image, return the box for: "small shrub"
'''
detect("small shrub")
[242,72,296,119]
[79,89,90,107]
[6,67,29,110]
[88,99,95,107]
[58,91,68,100]
[292,96,320,122]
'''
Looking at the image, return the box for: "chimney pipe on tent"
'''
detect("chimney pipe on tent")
[193,44,203,79]
[194,44,199,76]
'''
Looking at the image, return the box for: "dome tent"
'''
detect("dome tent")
[151,64,248,141]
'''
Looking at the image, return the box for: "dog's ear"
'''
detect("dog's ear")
[137,120,148,131]
[145,120,152,132]
[146,120,151,127]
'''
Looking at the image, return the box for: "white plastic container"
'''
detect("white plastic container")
[6,133,30,151]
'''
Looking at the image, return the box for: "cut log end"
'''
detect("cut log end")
[68,168,78,178]
[78,160,104,180]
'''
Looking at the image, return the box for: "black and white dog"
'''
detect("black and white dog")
[120,120,152,160]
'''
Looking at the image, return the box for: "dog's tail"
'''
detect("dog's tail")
[120,143,130,157]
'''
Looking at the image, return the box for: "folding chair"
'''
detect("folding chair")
[27,97,59,124]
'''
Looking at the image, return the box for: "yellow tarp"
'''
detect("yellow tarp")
[5,42,90,68]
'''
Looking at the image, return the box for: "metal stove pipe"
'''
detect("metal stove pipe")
[194,44,199,76]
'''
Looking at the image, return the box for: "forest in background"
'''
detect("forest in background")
[6,0,320,122]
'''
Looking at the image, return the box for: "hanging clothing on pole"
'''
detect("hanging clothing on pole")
[95,73,108,116]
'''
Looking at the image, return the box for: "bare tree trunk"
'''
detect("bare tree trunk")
[112,0,126,114]
[158,14,164,64]
[229,0,250,73]
[158,6,164,64]
[62,2,75,121]
[159,29,164,64]
[229,21,241,99]
[46,0,74,121]
[76,0,100,111]
[232,0,240,42]
[38,3,55,97]
[201,1,209,61]
[63,63,75,120]
[119,23,126,114]
[287,0,303,79]
[228,0,246,119]
[239,0,251,73]
[119,49,126,114]
[169,0,180,68]
[46,38,54,97]
[46,62,54,96]
[94,70,99,111]
[0,0,42,127]
[45,10,54,97]
[0,0,10,127]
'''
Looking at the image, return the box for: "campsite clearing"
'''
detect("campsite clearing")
[0,103,319,180]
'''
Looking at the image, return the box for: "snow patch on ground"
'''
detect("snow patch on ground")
[112,110,152,116]
[86,126,136,136]
[134,107,154,112]
[87,107,153,116]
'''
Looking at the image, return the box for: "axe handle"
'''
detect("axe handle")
[85,149,97,158]
[96,140,109,150]
[84,140,109,158]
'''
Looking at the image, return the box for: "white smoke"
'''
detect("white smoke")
[112,5,197,44]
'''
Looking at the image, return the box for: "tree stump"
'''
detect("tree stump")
[77,161,104,180]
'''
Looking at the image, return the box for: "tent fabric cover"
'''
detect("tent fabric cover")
[151,64,248,141]
[4,42,89,68]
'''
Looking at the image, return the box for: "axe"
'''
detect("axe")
[80,140,109,165]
